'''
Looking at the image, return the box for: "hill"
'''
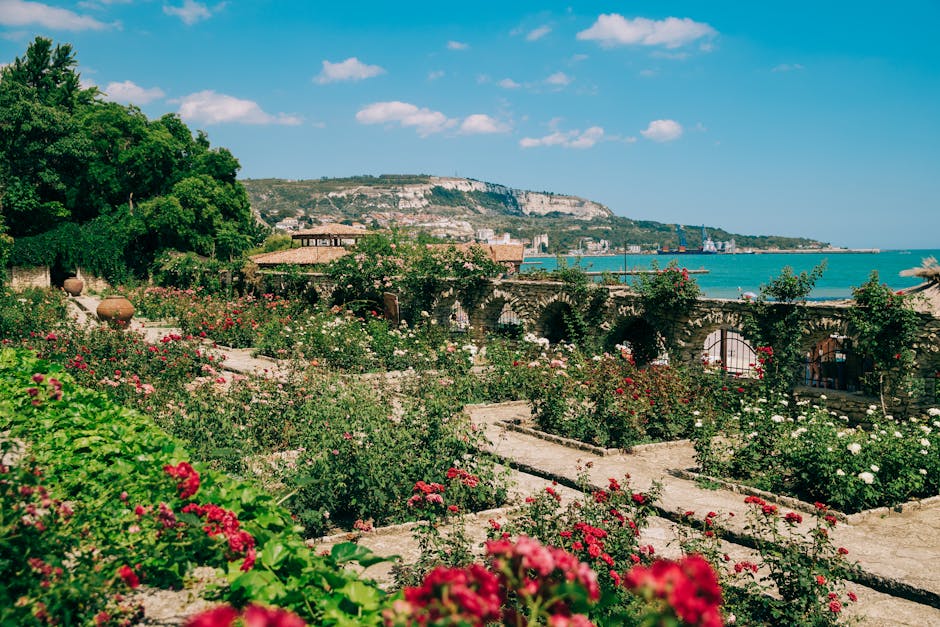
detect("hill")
[242,176,826,252]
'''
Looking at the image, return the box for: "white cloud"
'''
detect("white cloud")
[163,0,216,25]
[177,90,302,125]
[640,119,683,142]
[103,80,165,105]
[459,114,510,135]
[428,70,445,81]
[545,71,572,86]
[772,63,805,72]
[476,74,491,84]
[577,14,716,49]
[356,101,455,136]
[315,57,385,84]
[639,69,657,77]
[498,78,520,89]
[78,0,132,8]
[447,40,469,50]
[526,25,551,41]
[0,0,111,30]
[520,125,605,149]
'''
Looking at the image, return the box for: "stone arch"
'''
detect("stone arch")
[477,292,527,337]
[449,300,471,332]
[802,319,870,392]
[49,255,78,289]
[427,287,459,327]
[605,317,663,367]
[535,299,577,344]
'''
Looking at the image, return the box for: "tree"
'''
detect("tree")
[1,37,263,279]
[848,272,921,412]
[741,263,826,391]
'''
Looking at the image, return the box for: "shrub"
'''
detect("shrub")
[691,394,940,513]
[0,348,390,625]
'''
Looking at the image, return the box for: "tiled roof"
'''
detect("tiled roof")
[250,246,349,266]
[427,243,525,264]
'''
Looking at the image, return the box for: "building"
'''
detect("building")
[475,228,496,242]
[250,223,368,267]
[274,217,301,232]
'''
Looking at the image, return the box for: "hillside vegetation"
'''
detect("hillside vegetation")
[244,176,826,252]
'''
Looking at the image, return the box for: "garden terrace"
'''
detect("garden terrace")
[3,290,940,624]
[251,273,940,415]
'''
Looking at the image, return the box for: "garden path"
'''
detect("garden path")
[466,401,940,624]
[67,296,940,624]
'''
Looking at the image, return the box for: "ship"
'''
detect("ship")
[657,225,718,255]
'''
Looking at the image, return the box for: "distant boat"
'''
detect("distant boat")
[657,225,718,255]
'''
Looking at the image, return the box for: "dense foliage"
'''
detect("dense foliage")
[326,233,505,319]
[0,37,262,282]
[632,261,702,364]
[740,264,825,391]
[848,272,922,409]
[524,341,733,448]
[692,392,940,513]
[0,348,389,625]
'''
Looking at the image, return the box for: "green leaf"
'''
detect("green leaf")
[337,580,382,609]
[330,542,394,567]
[260,541,288,568]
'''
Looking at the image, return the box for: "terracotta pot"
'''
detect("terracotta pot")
[62,277,84,296]
[96,295,135,325]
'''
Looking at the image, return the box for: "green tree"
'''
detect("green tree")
[633,260,701,364]
[848,272,921,412]
[1,37,262,277]
[0,38,96,235]
[741,263,826,391]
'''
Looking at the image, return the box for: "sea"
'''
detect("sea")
[520,250,940,300]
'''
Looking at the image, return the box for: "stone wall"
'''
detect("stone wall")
[9,266,50,289]
[76,268,110,294]
[278,273,940,410]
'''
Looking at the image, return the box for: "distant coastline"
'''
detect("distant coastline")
[519,249,940,300]
[525,247,881,259]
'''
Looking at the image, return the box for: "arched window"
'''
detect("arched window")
[702,329,758,376]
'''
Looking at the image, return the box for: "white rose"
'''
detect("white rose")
[858,472,875,484]
[847,443,862,455]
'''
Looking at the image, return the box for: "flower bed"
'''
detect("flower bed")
[692,394,940,514]
[0,348,389,625]
[524,346,736,449]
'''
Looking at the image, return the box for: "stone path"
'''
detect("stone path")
[465,401,940,625]
[68,296,940,625]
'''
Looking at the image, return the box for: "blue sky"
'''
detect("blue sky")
[2,1,939,249]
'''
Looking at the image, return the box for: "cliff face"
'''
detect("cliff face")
[244,176,612,222]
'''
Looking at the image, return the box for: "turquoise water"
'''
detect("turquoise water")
[521,250,940,300]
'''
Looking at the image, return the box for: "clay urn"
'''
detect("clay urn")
[62,277,84,296]
[96,294,135,326]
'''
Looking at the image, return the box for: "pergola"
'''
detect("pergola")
[292,224,369,248]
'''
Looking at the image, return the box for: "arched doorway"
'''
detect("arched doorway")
[804,335,871,392]
[537,301,575,344]
[605,317,662,367]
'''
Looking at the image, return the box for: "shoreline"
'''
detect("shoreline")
[524,248,882,259]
